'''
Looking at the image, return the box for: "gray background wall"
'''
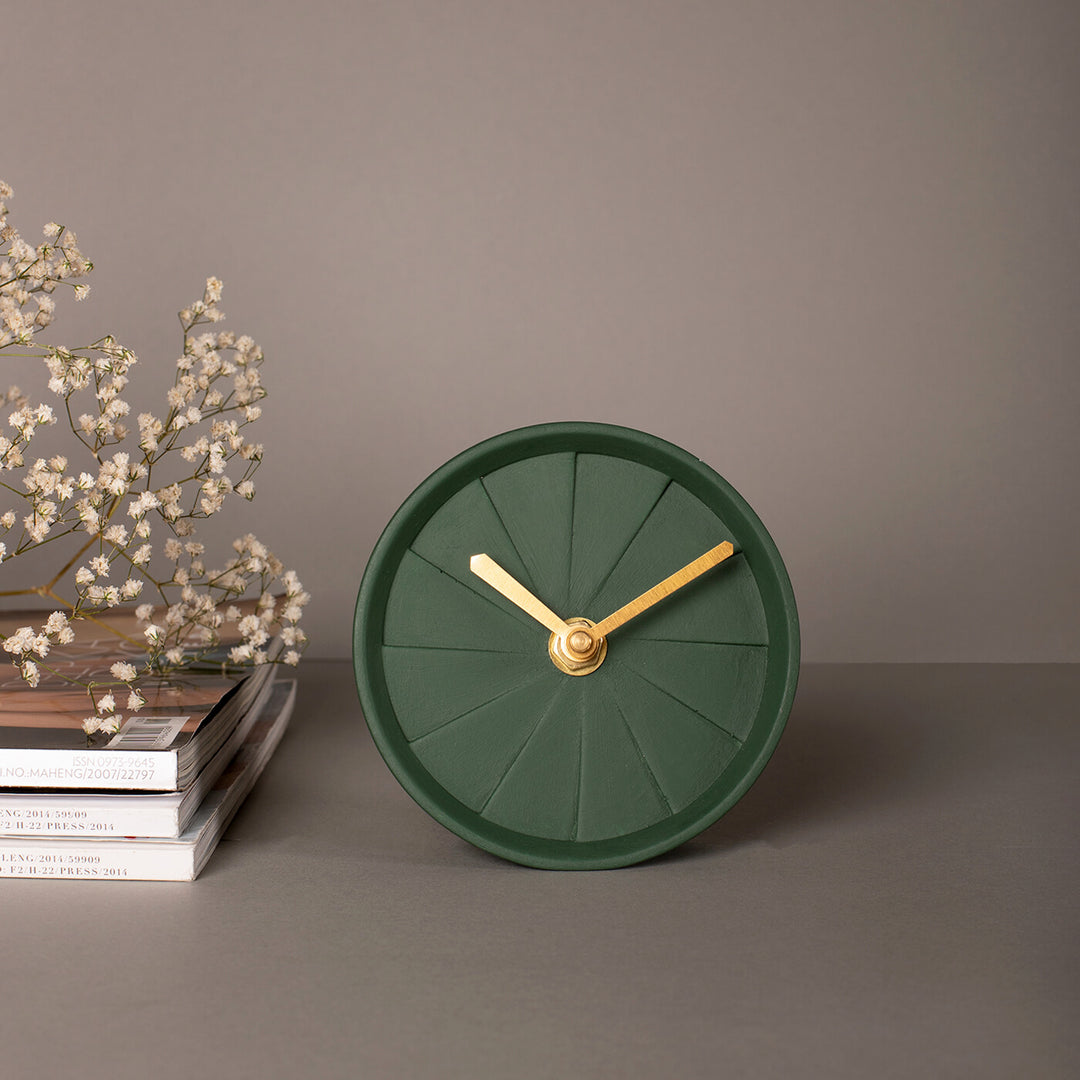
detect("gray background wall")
[4,0,1078,662]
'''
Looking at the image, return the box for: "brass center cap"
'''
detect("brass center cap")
[549,618,607,676]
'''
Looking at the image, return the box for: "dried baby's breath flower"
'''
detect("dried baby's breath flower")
[110,661,137,682]
[0,182,308,712]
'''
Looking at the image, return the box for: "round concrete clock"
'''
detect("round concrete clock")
[353,422,799,869]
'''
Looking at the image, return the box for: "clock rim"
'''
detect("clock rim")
[354,421,800,869]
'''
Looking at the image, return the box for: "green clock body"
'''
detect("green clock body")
[354,422,799,869]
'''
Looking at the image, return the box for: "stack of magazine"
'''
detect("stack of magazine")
[0,629,294,881]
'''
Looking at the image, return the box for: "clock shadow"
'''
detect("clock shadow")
[648,683,924,865]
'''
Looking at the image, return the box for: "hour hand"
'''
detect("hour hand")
[469,554,572,637]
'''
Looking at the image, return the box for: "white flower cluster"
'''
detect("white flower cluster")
[0,181,92,350]
[0,181,308,716]
[0,611,76,688]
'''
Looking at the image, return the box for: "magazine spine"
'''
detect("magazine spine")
[0,801,179,837]
[0,840,196,880]
[0,749,179,791]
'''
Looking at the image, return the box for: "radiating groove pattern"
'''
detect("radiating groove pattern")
[618,637,768,648]
[609,673,742,815]
[480,682,570,815]
[395,548,540,639]
[480,676,582,839]
[575,676,672,841]
[607,685,673,817]
[569,686,585,842]
[612,660,741,741]
[384,648,546,740]
[409,673,567,813]
[566,451,579,600]
[382,643,530,654]
[478,475,538,593]
[482,452,576,612]
[409,673,550,742]
[570,463,672,613]
[409,478,540,631]
[620,640,765,740]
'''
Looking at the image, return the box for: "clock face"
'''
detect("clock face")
[354,423,799,869]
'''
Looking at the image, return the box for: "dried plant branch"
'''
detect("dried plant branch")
[0,180,308,733]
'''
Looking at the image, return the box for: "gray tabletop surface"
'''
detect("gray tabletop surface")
[2,662,1076,1080]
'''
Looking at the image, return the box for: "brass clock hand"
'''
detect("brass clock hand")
[469,554,573,638]
[589,541,735,640]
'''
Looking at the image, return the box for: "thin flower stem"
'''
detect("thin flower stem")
[42,495,117,587]
[14,524,82,558]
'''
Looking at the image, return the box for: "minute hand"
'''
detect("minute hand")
[590,541,735,639]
